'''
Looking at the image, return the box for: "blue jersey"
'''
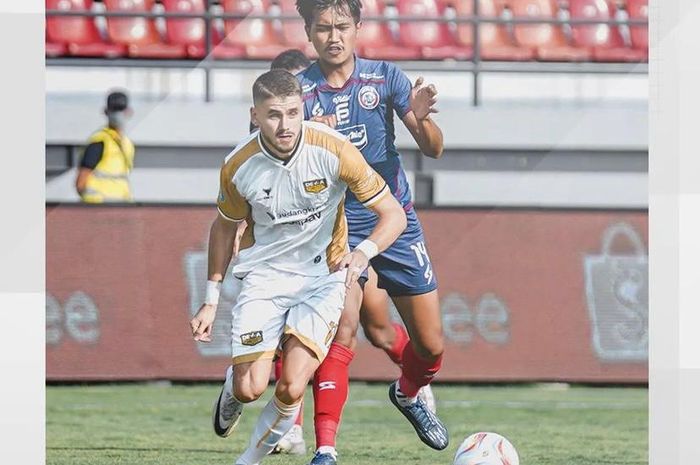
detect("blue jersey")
[297,58,414,231]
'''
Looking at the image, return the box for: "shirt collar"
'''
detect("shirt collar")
[316,54,361,93]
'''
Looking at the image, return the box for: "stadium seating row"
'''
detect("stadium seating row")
[45,0,648,62]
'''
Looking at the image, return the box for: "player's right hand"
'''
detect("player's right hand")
[310,114,338,129]
[190,303,217,342]
[337,250,370,289]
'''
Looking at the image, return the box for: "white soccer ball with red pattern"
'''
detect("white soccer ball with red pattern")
[453,432,520,465]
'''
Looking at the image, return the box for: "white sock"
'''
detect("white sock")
[224,365,234,394]
[317,446,337,457]
[395,380,418,407]
[236,396,301,465]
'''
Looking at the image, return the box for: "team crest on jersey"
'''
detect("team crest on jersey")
[303,178,328,194]
[358,86,380,110]
[240,331,263,346]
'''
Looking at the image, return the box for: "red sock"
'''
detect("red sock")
[274,357,283,380]
[384,322,409,366]
[313,342,354,449]
[398,343,443,397]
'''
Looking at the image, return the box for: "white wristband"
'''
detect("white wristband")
[204,280,221,306]
[354,239,379,260]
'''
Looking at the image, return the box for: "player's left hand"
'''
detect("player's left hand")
[337,250,370,288]
[410,76,439,121]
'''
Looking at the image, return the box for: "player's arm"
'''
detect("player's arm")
[75,168,92,195]
[207,214,241,283]
[361,193,407,255]
[336,142,407,287]
[75,142,104,195]
[190,169,249,342]
[401,77,444,159]
[190,214,242,343]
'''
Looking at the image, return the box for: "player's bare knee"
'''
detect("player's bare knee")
[413,338,444,361]
[232,383,262,403]
[333,312,359,350]
[274,379,306,405]
[363,322,392,350]
[334,323,358,349]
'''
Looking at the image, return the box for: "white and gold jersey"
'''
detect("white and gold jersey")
[218,121,389,277]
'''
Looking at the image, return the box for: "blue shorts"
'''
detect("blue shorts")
[349,208,438,297]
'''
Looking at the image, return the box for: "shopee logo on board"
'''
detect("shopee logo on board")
[440,293,511,345]
[361,292,511,347]
[46,291,101,346]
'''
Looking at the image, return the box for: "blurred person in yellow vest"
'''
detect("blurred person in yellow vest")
[75,91,135,203]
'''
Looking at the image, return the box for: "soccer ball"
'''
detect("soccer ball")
[453,432,520,465]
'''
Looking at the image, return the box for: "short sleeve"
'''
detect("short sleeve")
[80,142,104,169]
[387,63,412,119]
[337,141,389,207]
[217,167,249,221]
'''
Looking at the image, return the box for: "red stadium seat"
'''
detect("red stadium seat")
[453,0,534,61]
[162,0,225,59]
[278,0,318,58]
[511,0,591,61]
[46,0,125,57]
[358,0,422,60]
[569,0,646,62]
[45,39,67,57]
[104,0,187,59]
[220,0,287,59]
[627,0,648,59]
[357,0,420,60]
[396,0,472,60]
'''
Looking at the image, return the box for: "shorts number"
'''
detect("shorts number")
[410,241,434,284]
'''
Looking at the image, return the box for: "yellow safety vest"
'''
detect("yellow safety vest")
[80,127,135,203]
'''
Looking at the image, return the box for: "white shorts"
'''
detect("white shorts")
[230,266,347,366]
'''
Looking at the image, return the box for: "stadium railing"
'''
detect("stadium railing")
[45,0,649,105]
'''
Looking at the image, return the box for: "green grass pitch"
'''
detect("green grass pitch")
[47,382,647,465]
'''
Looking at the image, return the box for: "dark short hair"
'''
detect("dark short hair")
[296,0,363,28]
[252,69,302,105]
[106,90,129,112]
[270,49,311,73]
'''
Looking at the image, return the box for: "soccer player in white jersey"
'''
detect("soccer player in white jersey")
[188,69,407,465]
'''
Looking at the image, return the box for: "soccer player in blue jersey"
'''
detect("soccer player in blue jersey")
[293,1,449,463]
